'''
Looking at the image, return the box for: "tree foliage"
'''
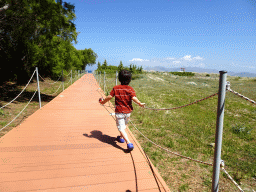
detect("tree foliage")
[96,60,143,75]
[0,0,97,84]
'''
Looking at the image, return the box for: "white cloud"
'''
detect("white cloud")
[129,58,149,62]
[183,55,192,61]
[165,57,175,60]
[173,61,181,64]
[193,56,203,60]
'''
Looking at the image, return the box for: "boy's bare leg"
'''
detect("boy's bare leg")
[119,125,131,143]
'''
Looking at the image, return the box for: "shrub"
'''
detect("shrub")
[169,72,195,76]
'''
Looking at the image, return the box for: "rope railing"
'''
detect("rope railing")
[0,69,36,109]
[98,85,245,192]
[38,73,62,84]
[41,82,62,96]
[0,68,82,131]
[0,89,38,132]
[226,81,256,105]
[96,71,247,192]
[144,92,218,110]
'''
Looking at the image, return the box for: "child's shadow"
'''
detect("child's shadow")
[83,130,130,153]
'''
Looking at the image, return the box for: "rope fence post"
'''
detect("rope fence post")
[62,70,64,92]
[116,70,118,85]
[100,71,101,87]
[36,67,41,109]
[212,71,227,192]
[104,71,105,93]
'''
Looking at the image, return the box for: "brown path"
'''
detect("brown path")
[0,74,171,192]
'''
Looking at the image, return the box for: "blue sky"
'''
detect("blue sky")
[62,0,255,73]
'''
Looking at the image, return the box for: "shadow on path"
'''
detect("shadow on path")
[83,130,130,153]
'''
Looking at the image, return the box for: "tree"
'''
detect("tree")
[0,0,79,84]
[78,48,98,70]
[102,59,108,69]
[118,61,124,72]
[138,66,143,73]
[97,62,101,70]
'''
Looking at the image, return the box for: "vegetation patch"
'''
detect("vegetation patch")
[170,72,195,76]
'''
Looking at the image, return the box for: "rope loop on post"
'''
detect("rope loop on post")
[0,69,36,109]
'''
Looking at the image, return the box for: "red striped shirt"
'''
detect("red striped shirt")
[110,85,136,114]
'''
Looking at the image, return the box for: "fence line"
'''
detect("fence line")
[0,89,38,132]
[38,74,62,84]
[0,69,36,109]
[95,71,247,192]
[226,82,256,105]
[0,68,84,131]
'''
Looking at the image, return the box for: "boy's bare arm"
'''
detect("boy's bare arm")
[132,96,141,104]
[132,96,145,107]
[101,95,113,104]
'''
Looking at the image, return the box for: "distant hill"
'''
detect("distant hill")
[143,66,256,77]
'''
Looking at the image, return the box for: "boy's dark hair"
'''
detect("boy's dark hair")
[118,70,132,85]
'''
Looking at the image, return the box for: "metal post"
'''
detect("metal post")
[71,70,72,85]
[62,70,64,91]
[35,67,41,109]
[100,71,101,87]
[104,71,105,93]
[116,70,118,85]
[212,71,227,192]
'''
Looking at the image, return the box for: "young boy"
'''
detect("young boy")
[99,70,145,151]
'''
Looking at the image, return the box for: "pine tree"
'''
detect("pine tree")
[118,61,124,72]
[102,59,107,69]
[129,63,132,72]
[97,61,101,70]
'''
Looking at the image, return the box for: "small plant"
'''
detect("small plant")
[233,171,244,185]
[231,124,253,140]
[232,124,252,134]
[178,183,189,191]
[0,109,4,116]
[206,74,210,77]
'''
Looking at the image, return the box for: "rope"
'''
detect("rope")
[39,73,62,84]
[65,70,72,77]
[144,92,218,110]
[1,69,36,109]
[65,77,72,86]
[0,89,38,132]
[96,87,213,166]
[220,166,244,192]
[41,82,62,96]
[227,89,256,105]
[97,73,247,192]
[130,120,214,166]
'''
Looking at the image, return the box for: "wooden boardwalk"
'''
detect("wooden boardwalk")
[0,74,171,192]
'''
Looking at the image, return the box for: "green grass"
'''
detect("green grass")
[97,71,256,191]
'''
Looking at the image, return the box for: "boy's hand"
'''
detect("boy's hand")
[139,103,146,108]
[99,97,104,105]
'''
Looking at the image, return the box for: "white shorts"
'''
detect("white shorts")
[115,113,131,131]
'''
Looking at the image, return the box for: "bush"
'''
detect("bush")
[169,72,195,76]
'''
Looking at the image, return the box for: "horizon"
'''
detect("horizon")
[57,0,256,74]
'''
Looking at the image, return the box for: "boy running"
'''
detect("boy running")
[99,70,145,151]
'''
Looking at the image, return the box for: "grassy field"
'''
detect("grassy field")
[101,71,256,192]
[0,71,255,191]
